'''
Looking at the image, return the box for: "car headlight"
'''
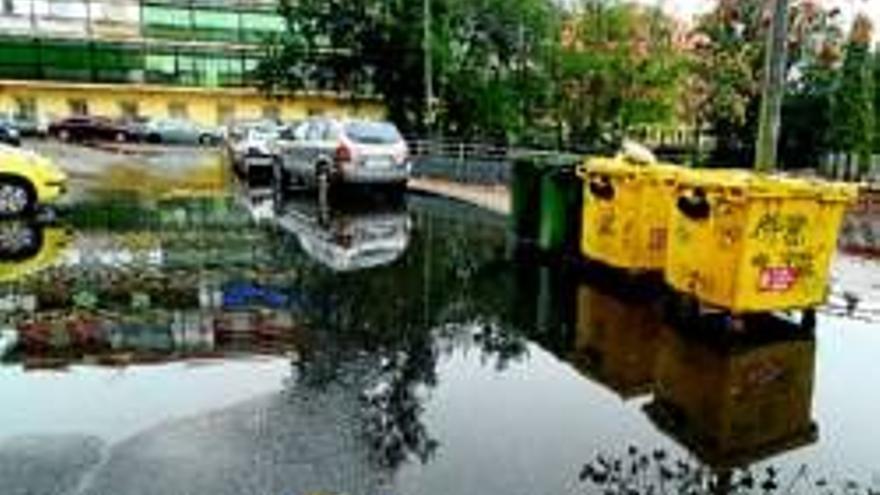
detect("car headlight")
[8,128,19,138]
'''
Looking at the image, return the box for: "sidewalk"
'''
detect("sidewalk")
[408,177,510,215]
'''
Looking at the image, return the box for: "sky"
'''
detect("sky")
[641,0,880,34]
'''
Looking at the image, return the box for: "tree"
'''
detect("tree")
[258,0,559,141]
[694,0,845,168]
[556,1,687,149]
[874,49,880,152]
[831,14,875,176]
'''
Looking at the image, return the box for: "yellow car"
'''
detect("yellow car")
[0,144,67,216]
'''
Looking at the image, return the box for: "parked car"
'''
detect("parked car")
[273,119,410,194]
[0,122,21,147]
[0,113,48,138]
[48,116,136,143]
[121,117,152,143]
[226,120,282,183]
[144,119,222,146]
[0,145,67,216]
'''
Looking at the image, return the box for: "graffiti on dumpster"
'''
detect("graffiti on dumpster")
[649,228,667,252]
[598,212,616,236]
[751,212,809,247]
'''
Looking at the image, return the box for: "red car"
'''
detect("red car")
[48,116,136,143]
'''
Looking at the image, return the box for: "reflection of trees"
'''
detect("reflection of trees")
[282,196,530,470]
[579,446,878,495]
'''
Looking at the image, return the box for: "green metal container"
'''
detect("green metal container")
[537,160,582,252]
[511,157,544,242]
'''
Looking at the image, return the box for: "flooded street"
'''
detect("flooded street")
[1,143,879,495]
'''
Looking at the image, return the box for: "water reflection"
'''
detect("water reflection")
[571,283,664,400]
[273,192,411,272]
[0,221,71,286]
[645,315,817,470]
[0,182,870,493]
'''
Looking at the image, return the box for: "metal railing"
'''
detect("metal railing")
[406,138,584,185]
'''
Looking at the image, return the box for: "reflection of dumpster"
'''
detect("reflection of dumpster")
[578,158,683,271]
[667,171,857,313]
[571,284,663,399]
[644,317,817,468]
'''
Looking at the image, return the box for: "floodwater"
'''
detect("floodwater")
[0,144,879,495]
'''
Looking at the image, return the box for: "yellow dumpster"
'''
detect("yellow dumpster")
[666,171,858,314]
[578,157,683,271]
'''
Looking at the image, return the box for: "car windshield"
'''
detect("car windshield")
[343,122,401,145]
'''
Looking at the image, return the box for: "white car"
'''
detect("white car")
[273,119,410,193]
[226,121,282,183]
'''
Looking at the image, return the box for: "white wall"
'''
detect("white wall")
[0,0,141,39]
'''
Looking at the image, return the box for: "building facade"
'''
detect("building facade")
[0,0,382,126]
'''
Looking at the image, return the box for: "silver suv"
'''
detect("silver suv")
[273,118,410,192]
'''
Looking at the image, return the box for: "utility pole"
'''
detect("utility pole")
[423,0,434,132]
[754,0,790,172]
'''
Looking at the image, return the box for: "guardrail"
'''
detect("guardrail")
[407,139,579,185]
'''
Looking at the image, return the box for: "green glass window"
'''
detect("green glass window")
[92,44,143,70]
[143,6,191,39]
[240,12,284,43]
[41,42,90,69]
[145,52,178,84]
[0,39,40,66]
[192,9,239,42]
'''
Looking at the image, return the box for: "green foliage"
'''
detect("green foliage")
[780,63,836,169]
[557,1,688,148]
[258,0,559,140]
[831,18,876,173]
[258,0,871,165]
[874,51,880,152]
[694,0,845,168]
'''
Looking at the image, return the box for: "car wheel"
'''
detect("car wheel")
[0,222,43,261]
[0,177,36,218]
[58,129,71,142]
[147,133,161,145]
[199,134,217,146]
[115,132,127,143]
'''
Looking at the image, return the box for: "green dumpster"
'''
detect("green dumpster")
[511,157,544,242]
[537,161,582,252]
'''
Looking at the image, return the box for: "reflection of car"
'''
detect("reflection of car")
[226,120,281,182]
[144,119,222,146]
[275,196,411,272]
[0,122,20,147]
[274,119,410,192]
[0,222,71,283]
[0,145,67,216]
[0,112,48,138]
[48,116,135,143]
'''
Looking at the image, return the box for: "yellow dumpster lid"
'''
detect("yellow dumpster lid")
[676,169,858,203]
